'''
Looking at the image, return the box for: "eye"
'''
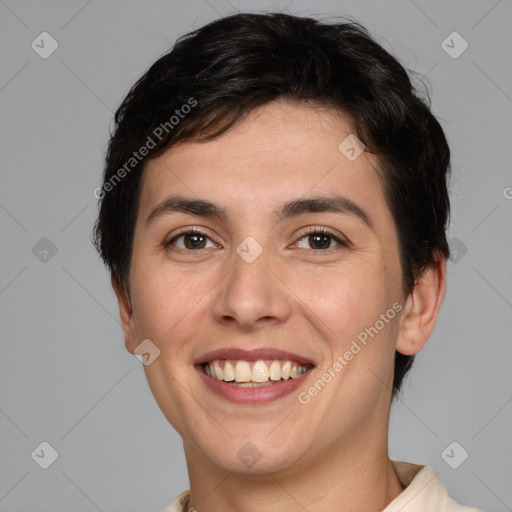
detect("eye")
[294,227,347,251]
[165,226,348,253]
[166,228,218,250]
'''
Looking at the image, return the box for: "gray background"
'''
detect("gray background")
[0,0,511,511]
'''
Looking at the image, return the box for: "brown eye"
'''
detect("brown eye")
[295,228,347,251]
[310,233,332,249]
[167,229,216,250]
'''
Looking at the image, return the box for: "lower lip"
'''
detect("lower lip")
[195,365,313,404]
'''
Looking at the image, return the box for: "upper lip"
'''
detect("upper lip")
[194,347,316,366]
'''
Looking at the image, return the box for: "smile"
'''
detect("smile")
[203,359,312,385]
[194,348,316,404]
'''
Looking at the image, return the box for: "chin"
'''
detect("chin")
[195,429,306,475]
[209,445,302,475]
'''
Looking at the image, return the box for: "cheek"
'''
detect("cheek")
[129,262,205,341]
[288,260,401,396]
[291,261,391,338]
[307,266,400,415]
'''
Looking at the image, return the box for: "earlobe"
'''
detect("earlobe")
[395,256,447,356]
[111,275,138,355]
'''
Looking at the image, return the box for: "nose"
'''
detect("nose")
[212,241,292,331]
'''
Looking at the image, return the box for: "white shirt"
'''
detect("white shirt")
[162,460,482,512]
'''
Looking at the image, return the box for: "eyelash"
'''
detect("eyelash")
[166,226,348,253]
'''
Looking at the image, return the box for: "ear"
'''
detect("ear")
[395,255,447,356]
[111,274,138,355]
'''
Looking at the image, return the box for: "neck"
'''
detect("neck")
[184,426,405,512]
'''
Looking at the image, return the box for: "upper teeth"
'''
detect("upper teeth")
[204,359,310,382]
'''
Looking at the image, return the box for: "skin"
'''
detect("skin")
[114,99,446,512]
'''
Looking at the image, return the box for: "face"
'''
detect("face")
[119,100,412,475]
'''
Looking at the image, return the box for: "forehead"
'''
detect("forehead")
[138,100,394,236]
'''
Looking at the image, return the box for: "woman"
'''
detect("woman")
[93,12,481,512]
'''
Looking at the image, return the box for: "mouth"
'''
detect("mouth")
[201,359,313,386]
[194,348,315,404]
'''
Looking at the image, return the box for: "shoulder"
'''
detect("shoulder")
[386,460,483,512]
[161,489,190,512]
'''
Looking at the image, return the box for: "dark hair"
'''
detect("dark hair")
[92,12,451,399]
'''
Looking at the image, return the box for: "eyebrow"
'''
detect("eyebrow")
[145,194,373,230]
